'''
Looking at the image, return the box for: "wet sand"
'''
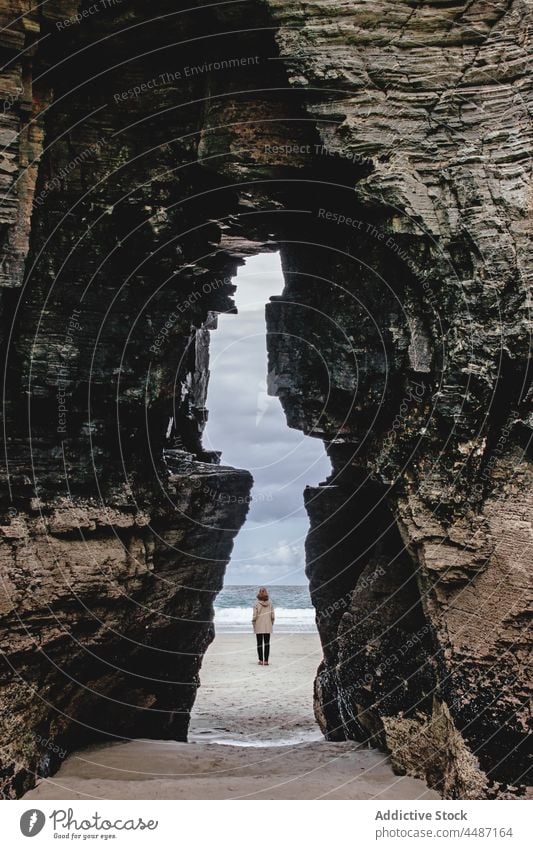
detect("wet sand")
[25,633,439,800]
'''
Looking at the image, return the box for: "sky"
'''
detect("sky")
[203,253,331,585]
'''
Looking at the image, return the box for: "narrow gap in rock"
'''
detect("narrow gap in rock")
[189,252,331,747]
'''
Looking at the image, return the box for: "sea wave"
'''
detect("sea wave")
[214,606,316,633]
[189,729,323,747]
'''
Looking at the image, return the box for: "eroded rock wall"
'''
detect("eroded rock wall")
[0,1,257,798]
[262,0,532,797]
[0,0,530,800]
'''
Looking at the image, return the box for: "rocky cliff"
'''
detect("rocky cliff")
[263,0,532,798]
[0,0,531,798]
[0,0,258,797]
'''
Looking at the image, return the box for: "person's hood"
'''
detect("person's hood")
[257,599,270,606]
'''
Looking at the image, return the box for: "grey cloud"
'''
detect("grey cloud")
[203,253,330,584]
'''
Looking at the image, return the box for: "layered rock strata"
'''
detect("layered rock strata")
[0,0,258,798]
[262,0,532,798]
[0,0,530,799]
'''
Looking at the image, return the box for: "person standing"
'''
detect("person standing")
[252,587,275,665]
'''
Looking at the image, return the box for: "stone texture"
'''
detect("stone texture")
[0,1,255,798]
[261,0,532,798]
[0,0,530,800]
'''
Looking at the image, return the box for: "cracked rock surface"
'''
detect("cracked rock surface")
[0,0,530,798]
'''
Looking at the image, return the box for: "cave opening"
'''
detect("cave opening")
[0,0,528,805]
[152,203,437,756]
[188,251,331,745]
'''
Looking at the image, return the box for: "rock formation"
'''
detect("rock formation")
[0,0,530,798]
[264,0,532,798]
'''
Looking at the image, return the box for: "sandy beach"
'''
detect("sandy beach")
[25,634,438,800]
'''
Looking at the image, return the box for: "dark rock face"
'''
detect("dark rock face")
[0,1,257,798]
[0,0,530,799]
[262,0,532,798]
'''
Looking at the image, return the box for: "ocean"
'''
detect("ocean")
[214,585,316,633]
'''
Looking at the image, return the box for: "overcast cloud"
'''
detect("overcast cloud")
[203,253,331,585]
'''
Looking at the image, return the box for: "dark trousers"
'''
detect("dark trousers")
[256,633,270,662]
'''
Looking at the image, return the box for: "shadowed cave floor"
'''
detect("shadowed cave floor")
[25,635,438,800]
